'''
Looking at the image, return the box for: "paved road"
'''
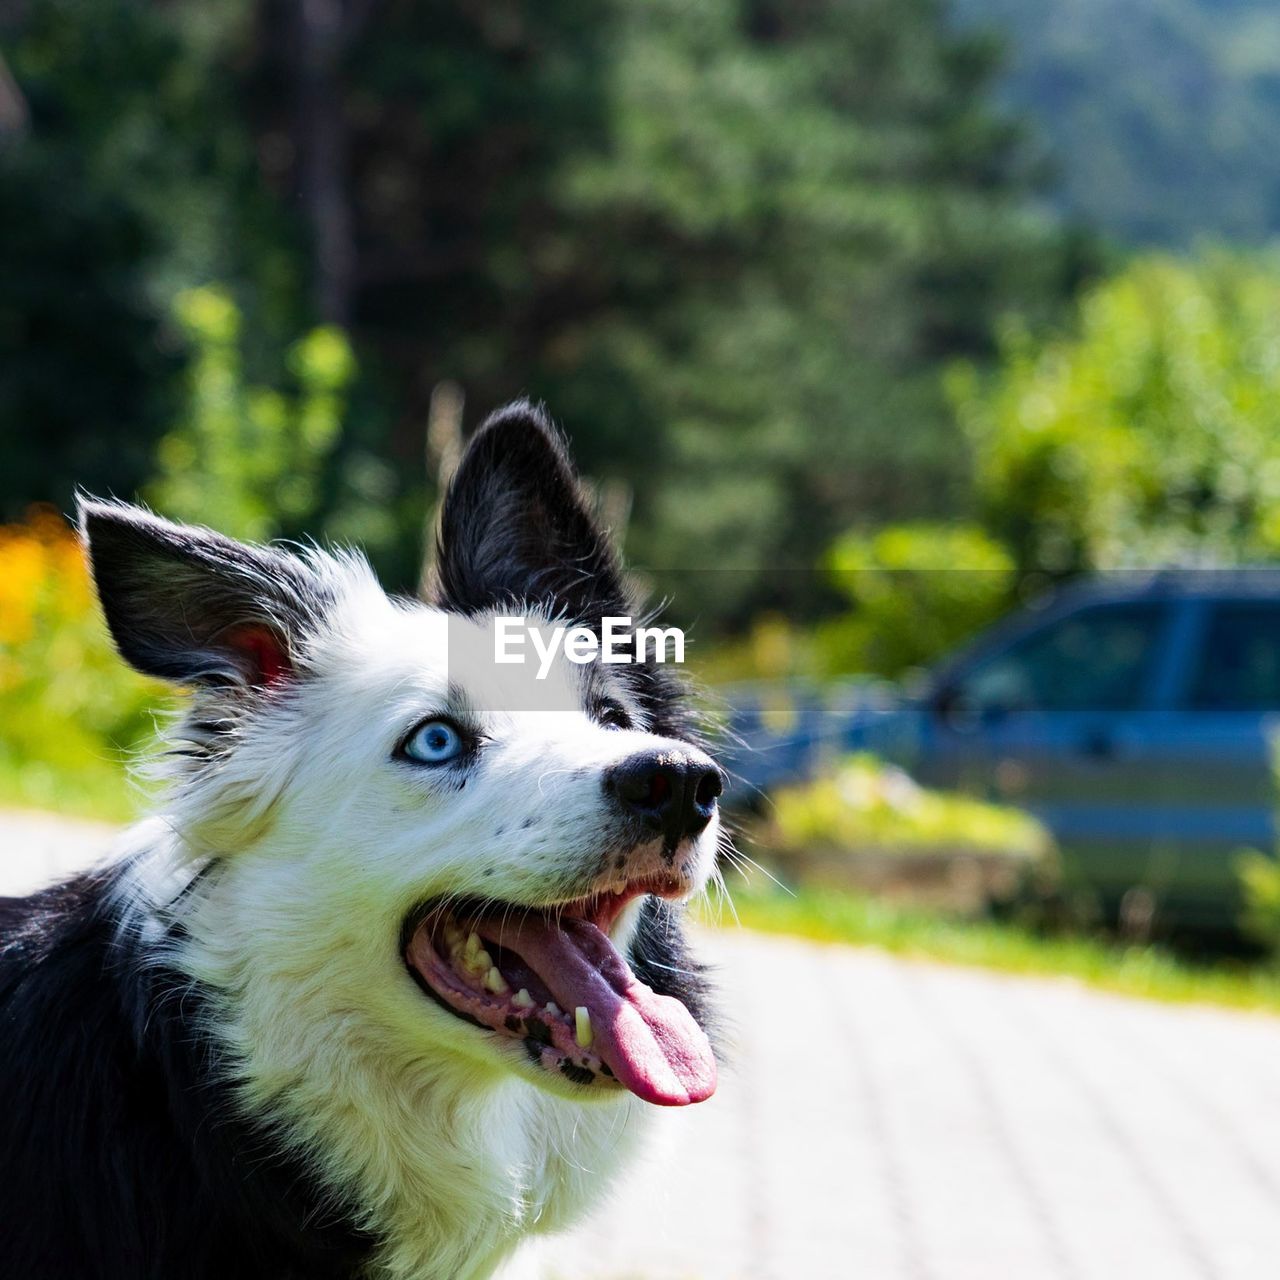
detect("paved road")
[7,812,1280,1279]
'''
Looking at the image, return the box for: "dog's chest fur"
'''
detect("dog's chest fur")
[214,1001,647,1280]
[341,1075,644,1280]
[163,849,649,1280]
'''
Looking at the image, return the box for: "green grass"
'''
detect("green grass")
[0,754,145,823]
[699,879,1280,1017]
[770,753,1051,862]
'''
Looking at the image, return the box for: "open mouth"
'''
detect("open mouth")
[402,882,716,1107]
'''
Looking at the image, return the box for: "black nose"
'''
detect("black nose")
[604,750,724,846]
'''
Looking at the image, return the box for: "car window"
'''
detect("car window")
[954,603,1164,715]
[1188,602,1280,711]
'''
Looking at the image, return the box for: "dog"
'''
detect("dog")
[0,403,723,1280]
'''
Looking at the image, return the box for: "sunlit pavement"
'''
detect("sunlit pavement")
[8,813,1280,1280]
[0,810,119,896]
[528,934,1280,1280]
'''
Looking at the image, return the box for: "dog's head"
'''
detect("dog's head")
[80,403,721,1110]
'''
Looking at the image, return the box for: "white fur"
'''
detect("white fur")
[119,554,719,1280]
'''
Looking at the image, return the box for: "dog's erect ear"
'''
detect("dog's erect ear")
[431,401,628,618]
[78,498,330,688]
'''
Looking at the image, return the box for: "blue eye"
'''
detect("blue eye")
[402,719,466,765]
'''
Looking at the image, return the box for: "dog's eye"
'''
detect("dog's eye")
[402,719,466,765]
[596,700,632,731]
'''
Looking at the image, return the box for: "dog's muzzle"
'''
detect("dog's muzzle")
[603,749,723,848]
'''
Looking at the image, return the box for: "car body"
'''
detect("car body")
[724,572,1280,928]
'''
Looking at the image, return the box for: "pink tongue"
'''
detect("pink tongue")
[482,914,716,1107]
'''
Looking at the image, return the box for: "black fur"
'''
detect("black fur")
[629,897,719,1053]
[431,400,630,624]
[432,402,703,744]
[78,499,331,688]
[0,871,373,1279]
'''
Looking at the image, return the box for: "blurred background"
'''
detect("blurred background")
[14,2,1280,1274]
[12,0,1280,938]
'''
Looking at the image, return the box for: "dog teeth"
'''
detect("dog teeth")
[575,1006,593,1049]
[442,919,464,948]
[544,1001,562,1018]
[512,988,534,1009]
[484,966,510,995]
[463,926,496,972]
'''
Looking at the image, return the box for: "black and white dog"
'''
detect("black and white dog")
[0,404,723,1280]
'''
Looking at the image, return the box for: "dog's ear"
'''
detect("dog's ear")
[78,498,330,689]
[432,401,628,618]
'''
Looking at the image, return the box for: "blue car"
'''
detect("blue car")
[723,572,1280,928]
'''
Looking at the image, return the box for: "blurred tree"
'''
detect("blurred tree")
[0,0,306,519]
[0,144,171,517]
[577,0,1090,625]
[2,0,1088,622]
[817,522,1015,676]
[951,252,1280,574]
[955,0,1280,247]
[246,0,616,426]
[148,286,353,542]
[232,0,1089,604]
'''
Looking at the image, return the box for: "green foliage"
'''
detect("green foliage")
[711,877,1280,1014]
[148,287,354,542]
[1236,851,1280,953]
[815,522,1014,676]
[1234,737,1280,951]
[0,0,296,521]
[571,0,1084,615]
[951,252,1280,575]
[955,0,1280,246]
[0,511,160,820]
[322,0,1079,603]
[3,0,1085,615]
[0,139,171,522]
[771,753,1050,860]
